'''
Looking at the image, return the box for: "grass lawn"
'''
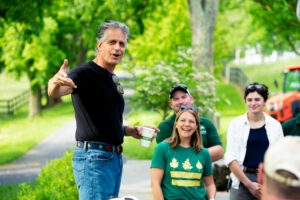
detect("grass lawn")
[237,57,300,93]
[215,81,246,150]
[215,81,246,116]
[0,183,20,200]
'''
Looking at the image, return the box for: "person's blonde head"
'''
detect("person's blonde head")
[169,110,203,153]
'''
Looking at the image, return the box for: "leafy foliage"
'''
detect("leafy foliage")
[214,0,252,67]
[18,151,78,200]
[128,0,191,66]
[216,0,300,62]
[129,48,217,120]
[0,0,158,117]
[248,0,300,55]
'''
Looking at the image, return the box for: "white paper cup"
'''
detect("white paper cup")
[140,127,155,147]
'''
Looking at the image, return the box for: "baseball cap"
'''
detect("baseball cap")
[169,84,190,99]
[264,136,300,188]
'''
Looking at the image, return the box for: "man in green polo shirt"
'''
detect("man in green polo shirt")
[156,84,223,162]
[282,112,300,136]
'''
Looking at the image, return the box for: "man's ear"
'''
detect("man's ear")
[97,41,102,49]
[189,95,194,105]
[258,163,264,185]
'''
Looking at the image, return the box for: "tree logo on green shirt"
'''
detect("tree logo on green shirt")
[182,158,193,170]
[196,161,202,171]
[170,158,179,169]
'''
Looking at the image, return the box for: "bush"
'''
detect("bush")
[18,151,78,200]
[128,48,217,120]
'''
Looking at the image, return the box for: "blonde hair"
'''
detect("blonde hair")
[169,110,203,153]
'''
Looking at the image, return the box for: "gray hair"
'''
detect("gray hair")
[97,20,129,43]
[95,20,130,55]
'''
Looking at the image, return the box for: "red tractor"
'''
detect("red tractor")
[265,66,300,123]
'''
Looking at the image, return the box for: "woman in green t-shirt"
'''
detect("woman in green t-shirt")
[151,108,216,200]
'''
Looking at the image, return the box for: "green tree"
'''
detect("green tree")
[248,0,300,55]
[213,0,253,69]
[130,48,217,120]
[0,0,156,117]
[127,0,218,119]
[0,0,63,117]
[0,19,65,117]
[128,0,191,66]
[214,0,300,66]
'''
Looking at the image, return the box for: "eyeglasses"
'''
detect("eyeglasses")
[246,84,264,90]
[112,74,124,95]
[179,105,198,112]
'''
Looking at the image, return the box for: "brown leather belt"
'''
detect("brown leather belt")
[244,167,258,174]
[76,141,123,154]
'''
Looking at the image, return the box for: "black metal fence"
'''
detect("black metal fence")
[0,90,29,115]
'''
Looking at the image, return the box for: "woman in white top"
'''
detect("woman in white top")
[224,83,283,200]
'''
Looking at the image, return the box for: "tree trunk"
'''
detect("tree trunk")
[187,0,220,72]
[29,85,42,118]
[76,38,88,66]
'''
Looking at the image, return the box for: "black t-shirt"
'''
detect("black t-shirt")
[68,61,124,146]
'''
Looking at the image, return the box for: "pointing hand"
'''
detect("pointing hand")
[53,59,77,89]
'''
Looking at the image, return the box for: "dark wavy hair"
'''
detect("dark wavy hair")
[168,110,203,153]
[244,82,269,102]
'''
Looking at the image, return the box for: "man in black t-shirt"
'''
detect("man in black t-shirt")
[48,20,158,200]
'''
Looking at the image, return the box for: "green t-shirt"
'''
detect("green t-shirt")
[156,114,222,148]
[282,113,300,136]
[151,142,213,200]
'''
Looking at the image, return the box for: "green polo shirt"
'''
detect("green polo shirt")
[282,113,300,136]
[156,114,222,148]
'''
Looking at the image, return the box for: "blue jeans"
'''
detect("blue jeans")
[72,144,123,200]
